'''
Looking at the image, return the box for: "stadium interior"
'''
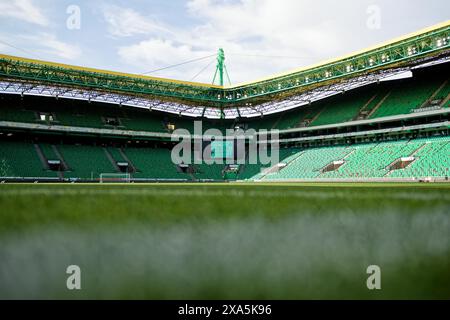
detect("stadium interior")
[1,7,450,302]
[0,22,449,183]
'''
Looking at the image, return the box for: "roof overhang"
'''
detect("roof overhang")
[0,21,449,118]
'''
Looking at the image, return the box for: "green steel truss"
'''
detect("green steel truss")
[227,26,450,104]
[0,23,449,109]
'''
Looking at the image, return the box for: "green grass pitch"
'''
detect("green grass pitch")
[0,182,449,299]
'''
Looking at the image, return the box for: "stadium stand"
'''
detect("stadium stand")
[244,115,278,131]
[0,141,57,178]
[388,137,450,178]
[369,77,445,118]
[106,147,127,163]
[265,146,353,180]
[0,99,37,123]
[39,143,59,162]
[123,147,189,180]
[318,141,420,179]
[435,80,450,107]
[58,144,117,179]
[194,163,224,180]
[274,106,322,129]
[120,110,165,132]
[0,62,448,134]
[259,136,450,181]
[1,134,449,181]
[358,88,390,119]
[55,106,105,128]
[1,59,449,182]
[310,88,376,126]
[237,148,297,180]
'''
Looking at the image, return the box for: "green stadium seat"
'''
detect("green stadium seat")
[59,144,117,179]
[0,141,57,178]
[257,136,450,181]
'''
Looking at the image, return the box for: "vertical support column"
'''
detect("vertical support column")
[212,48,226,86]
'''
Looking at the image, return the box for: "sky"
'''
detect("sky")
[0,0,448,85]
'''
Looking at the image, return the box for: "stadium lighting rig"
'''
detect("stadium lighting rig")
[0,21,449,118]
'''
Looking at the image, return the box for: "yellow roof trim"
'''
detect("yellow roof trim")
[225,20,450,88]
[0,53,222,89]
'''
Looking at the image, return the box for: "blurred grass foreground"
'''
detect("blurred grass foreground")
[0,183,449,299]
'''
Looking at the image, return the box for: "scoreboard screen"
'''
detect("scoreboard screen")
[210,141,234,159]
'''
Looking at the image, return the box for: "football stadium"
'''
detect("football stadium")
[0,2,449,302]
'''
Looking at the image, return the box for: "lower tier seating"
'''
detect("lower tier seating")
[124,147,189,180]
[388,137,450,178]
[0,141,57,178]
[58,144,117,179]
[1,135,449,180]
[265,146,354,180]
[260,136,450,180]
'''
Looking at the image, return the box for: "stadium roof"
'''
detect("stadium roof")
[0,21,449,118]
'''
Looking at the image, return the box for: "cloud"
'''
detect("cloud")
[2,0,447,84]
[118,39,201,67]
[117,39,213,80]
[103,4,173,38]
[0,42,8,52]
[19,33,82,60]
[184,0,354,58]
[0,0,48,26]
[113,0,347,83]
[110,0,450,84]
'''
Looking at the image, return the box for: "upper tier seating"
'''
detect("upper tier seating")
[310,88,376,126]
[0,98,37,123]
[0,63,449,133]
[434,80,450,107]
[370,77,445,118]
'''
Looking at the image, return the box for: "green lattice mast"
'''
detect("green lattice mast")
[212,48,231,86]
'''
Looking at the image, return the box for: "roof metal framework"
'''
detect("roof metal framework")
[0,57,448,119]
[0,21,449,118]
[0,65,415,119]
